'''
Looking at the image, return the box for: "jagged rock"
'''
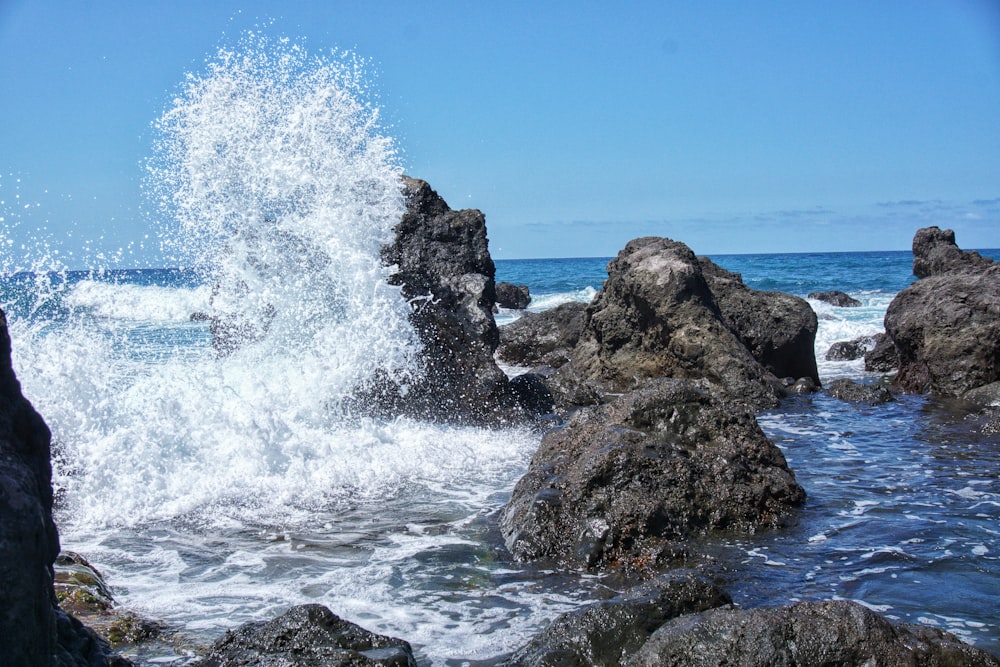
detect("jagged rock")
[626,600,1000,667]
[825,335,878,361]
[495,281,531,309]
[807,290,862,307]
[885,227,999,397]
[499,575,731,666]
[826,378,895,405]
[864,332,899,373]
[500,378,805,571]
[0,310,131,666]
[553,238,791,412]
[496,301,587,369]
[194,604,416,667]
[700,258,819,385]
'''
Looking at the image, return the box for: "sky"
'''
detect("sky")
[0,1,998,265]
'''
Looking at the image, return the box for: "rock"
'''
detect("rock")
[701,258,820,385]
[825,378,895,405]
[825,335,877,361]
[555,238,790,412]
[626,600,1000,667]
[807,290,862,307]
[496,301,587,369]
[884,227,999,396]
[0,310,131,666]
[507,373,555,416]
[964,381,1000,407]
[495,281,531,309]
[788,377,819,393]
[500,378,805,571]
[500,575,731,666]
[194,604,416,667]
[864,332,898,373]
[912,226,993,279]
[362,176,529,425]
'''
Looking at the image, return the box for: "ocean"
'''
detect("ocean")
[0,250,997,664]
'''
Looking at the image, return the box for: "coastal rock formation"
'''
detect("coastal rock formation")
[825,335,877,361]
[365,176,527,424]
[552,238,791,412]
[496,301,587,369]
[194,604,416,667]
[627,600,1000,667]
[495,281,531,309]
[0,310,129,666]
[807,290,862,307]
[500,575,731,666]
[825,378,895,406]
[884,227,999,397]
[500,379,805,571]
[864,332,899,372]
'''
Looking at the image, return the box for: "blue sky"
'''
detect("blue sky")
[1,1,998,264]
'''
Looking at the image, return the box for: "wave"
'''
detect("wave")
[63,280,212,323]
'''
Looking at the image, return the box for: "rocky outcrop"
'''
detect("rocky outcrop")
[807,290,862,307]
[500,575,731,666]
[194,604,416,666]
[363,176,528,425]
[825,378,895,406]
[551,238,800,412]
[825,335,878,361]
[495,281,531,309]
[864,332,898,373]
[884,227,999,397]
[627,600,1000,667]
[496,301,587,369]
[0,310,129,666]
[500,379,805,571]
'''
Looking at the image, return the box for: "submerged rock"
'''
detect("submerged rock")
[807,290,862,307]
[495,281,531,309]
[194,604,416,667]
[825,378,895,406]
[884,227,999,397]
[500,378,805,571]
[496,301,588,369]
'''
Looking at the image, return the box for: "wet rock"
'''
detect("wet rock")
[194,604,416,667]
[701,258,820,386]
[554,238,791,413]
[884,227,999,397]
[864,332,899,373]
[964,381,1000,407]
[0,310,131,666]
[496,301,587,369]
[826,378,895,405]
[495,281,531,309]
[788,377,819,393]
[807,290,862,307]
[626,600,1000,667]
[499,575,731,666]
[508,373,555,416]
[500,378,805,571]
[825,334,878,361]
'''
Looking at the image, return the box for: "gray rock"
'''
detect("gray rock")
[826,378,895,405]
[497,301,587,369]
[195,604,416,667]
[807,290,862,307]
[825,335,877,361]
[864,332,898,373]
[912,226,993,279]
[500,378,805,571]
[495,281,531,309]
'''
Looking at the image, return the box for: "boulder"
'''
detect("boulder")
[495,281,531,309]
[884,227,999,396]
[0,310,130,666]
[496,301,587,369]
[362,176,528,425]
[194,604,416,667]
[500,378,805,571]
[825,378,895,406]
[553,238,790,412]
[825,335,877,361]
[700,257,819,385]
[499,575,731,666]
[807,290,862,307]
[864,332,898,373]
[627,600,1000,667]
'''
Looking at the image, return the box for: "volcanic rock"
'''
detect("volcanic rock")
[884,227,999,396]
[495,281,531,309]
[825,335,877,361]
[194,604,416,667]
[500,378,805,571]
[496,301,587,369]
[807,290,862,307]
[864,332,899,373]
[825,378,895,406]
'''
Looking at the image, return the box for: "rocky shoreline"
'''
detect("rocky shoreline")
[2,175,998,665]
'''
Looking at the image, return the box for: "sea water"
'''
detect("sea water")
[1,33,997,664]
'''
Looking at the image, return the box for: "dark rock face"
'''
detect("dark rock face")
[195,604,416,667]
[556,238,794,412]
[500,575,731,667]
[864,332,899,373]
[700,257,819,385]
[0,310,128,666]
[496,301,587,369]
[627,600,1000,667]
[884,227,999,397]
[825,335,877,361]
[366,176,526,425]
[500,379,805,571]
[807,290,862,307]
[495,281,531,309]
[826,378,895,406]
